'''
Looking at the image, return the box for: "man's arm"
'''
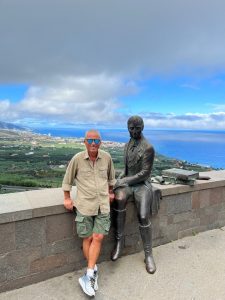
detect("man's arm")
[64,191,74,211]
[62,156,77,211]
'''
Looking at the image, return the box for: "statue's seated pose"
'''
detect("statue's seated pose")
[111,115,157,274]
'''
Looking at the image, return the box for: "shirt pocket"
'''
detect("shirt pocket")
[79,168,92,178]
[98,168,108,179]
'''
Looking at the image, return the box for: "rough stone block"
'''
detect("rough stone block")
[192,191,200,209]
[151,217,161,239]
[0,223,15,254]
[101,240,115,257]
[198,189,210,208]
[15,217,46,249]
[158,215,168,227]
[152,223,161,240]
[0,254,7,283]
[124,234,142,255]
[0,264,76,293]
[43,238,80,256]
[158,200,167,215]
[30,254,67,273]
[200,210,218,226]
[218,211,225,222]
[124,219,140,236]
[173,211,197,223]
[222,187,225,203]
[66,249,85,265]
[152,236,164,247]
[178,227,199,239]
[210,187,223,205]
[46,213,74,243]
[176,220,191,232]
[167,215,174,225]
[165,192,192,215]
[125,202,136,224]
[125,233,141,248]
[3,247,42,280]
[160,224,178,242]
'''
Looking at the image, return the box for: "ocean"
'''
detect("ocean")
[34,128,225,169]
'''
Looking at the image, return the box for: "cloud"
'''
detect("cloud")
[2,81,225,130]
[0,74,131,126]
[1,1,225,130]
[142,112,225,129]
[1,0,225,83]
[207,103,225,111]
[180,83,200,90]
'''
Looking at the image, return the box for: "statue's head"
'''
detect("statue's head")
[127,115,144,139]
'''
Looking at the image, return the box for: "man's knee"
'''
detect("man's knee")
[83,235,93,243]
[92,233,104,242]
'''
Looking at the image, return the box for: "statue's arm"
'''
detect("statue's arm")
[114,146,155,189]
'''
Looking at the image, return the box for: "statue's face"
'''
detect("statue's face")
[128,122,143,139]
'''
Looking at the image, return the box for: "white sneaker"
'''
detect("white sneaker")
[78,274,95,297]
[93,270,98,291]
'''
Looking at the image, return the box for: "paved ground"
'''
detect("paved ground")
[1,227,225,300]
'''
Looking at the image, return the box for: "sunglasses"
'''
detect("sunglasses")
[85,139,101,145]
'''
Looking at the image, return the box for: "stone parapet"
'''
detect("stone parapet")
[0,170,225,292]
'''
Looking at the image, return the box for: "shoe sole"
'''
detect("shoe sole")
[94,282,98,291]
[94,274,98,291]
[78,278,95,297]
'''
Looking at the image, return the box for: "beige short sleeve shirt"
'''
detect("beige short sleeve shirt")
[62,149,116,216]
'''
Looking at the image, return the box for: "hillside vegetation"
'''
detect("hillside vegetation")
[0,129,213,194]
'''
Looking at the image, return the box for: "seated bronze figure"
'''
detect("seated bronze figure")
[111,115,156,274]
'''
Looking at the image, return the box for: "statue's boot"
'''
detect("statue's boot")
[139,224,156,274]
[111,209,126,261]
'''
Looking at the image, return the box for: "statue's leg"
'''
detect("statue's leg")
[111,187,130,261]
[135,186,156,274]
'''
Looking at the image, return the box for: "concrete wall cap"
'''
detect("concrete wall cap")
[0,170,224,224]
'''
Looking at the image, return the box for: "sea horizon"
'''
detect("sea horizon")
[33,127,225,169]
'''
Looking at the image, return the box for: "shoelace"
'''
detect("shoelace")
[93,271,97,279]
[90,277,95,289]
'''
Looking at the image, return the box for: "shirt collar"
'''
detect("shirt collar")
[84,149,102,160]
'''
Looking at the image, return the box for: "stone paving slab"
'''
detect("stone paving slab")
[1,226,225,300]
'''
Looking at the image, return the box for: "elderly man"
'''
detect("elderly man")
[62,129,115,297]
[111,116,157,274]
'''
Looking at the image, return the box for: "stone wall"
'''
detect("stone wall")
[0,170,225,292]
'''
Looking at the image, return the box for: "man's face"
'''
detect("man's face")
[128,122,143,139]
[84,131,101,156]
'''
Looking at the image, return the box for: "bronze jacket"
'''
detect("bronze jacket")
[123,135,155,187]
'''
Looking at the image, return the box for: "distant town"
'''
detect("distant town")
[0,128,214,194]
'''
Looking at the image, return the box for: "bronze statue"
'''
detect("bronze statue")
[111,115,156,274]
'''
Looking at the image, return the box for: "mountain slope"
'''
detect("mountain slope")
[0,121,26,130]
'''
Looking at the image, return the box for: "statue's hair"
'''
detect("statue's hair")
[84,129,101,139]
[127,115,144,128]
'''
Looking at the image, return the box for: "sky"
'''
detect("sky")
[1,0,225,130]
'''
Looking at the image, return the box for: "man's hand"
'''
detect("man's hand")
[113,178,128,190]
[109,191,115,203]
[64,197,74,211]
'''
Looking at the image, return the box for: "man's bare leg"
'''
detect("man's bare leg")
[82,236,92,260]
[88,233,104,269]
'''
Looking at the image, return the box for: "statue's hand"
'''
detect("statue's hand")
[113,178,128,190]
[117,171,125,179]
